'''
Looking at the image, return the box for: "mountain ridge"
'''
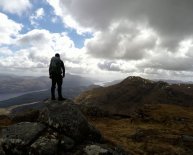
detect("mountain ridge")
[75,76,193,116]
[0,73,95,94]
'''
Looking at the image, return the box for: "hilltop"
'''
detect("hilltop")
[75,76,193,116]
[75,76,193,154]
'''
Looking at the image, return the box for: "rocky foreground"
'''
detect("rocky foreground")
[0,99,128,155]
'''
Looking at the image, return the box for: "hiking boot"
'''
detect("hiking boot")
[51,97,56,100]
[58,97,66,101]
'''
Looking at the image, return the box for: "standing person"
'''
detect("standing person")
[49,53,65,100]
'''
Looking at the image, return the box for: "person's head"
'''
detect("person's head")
[55,53,60,58]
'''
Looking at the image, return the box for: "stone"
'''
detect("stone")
[87,124,103,142]
[1,122,46,154]
[0,145,5,155]
[0,99,129,155]
[84,144,129,155]
[84,145,109,155]
[39,100,102,143]
[59,135,74,150]
[30,134,58,155]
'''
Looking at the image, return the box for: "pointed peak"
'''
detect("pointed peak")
[120,76,153,85]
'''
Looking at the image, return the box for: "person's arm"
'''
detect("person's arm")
[61,61,65,78]
[49,59,52,78]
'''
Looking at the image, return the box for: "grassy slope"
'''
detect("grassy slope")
[88,104,193,155]
[76,77,193,119]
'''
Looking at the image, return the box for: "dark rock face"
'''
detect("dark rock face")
[1,122,46,154]
[39,100,88,140]
[39,99,102,143]
[30,131,58,155]
[0,99,127,155]
[59,135,74,150]
[0,146,5,155]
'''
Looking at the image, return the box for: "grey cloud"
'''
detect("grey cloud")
[17,30,50,47]
[97,60,136,73]
[138,54,193,72]
[51,0,193,76]
[98,61,121,72]
[0,0,31,15]
[86,21,157,60]
[0,12,22,45]
[28,51,49,66]
[53,0,193,51]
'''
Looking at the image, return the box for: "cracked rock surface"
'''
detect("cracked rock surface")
[0,99,129,155]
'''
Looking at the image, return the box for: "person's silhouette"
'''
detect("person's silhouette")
[49,53,65,100]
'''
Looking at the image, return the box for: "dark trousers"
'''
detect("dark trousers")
[51,75,63,99]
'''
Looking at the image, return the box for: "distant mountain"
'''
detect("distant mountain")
[0,73,97,107]
[95,78,193,88]
[63,73,95,87]
[0,73,95,94]
[0,74,48,94]
[75,76,193,116]
[0,86,90,108]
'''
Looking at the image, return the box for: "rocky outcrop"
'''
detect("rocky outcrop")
[0,99,128,155]
[39,99,101,143]
[1,122,46,154]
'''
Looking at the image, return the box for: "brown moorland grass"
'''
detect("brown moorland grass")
[88,104,193,155]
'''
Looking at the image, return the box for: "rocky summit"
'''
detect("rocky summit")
[75,76,193,116]
[0,99,128,155]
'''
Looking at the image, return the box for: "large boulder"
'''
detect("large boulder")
[59,134,75,150]
[39,99,102,143]
[1,122,46,154]
[30,129,59,155]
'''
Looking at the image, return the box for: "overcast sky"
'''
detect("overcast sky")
[0,0,193,81]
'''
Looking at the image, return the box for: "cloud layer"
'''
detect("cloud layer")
[0,0,31,15]
[46,0,193,80]
[0,13,22,45]
[1,0,193,81]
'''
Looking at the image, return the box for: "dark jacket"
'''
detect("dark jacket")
[49,56,65,78]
